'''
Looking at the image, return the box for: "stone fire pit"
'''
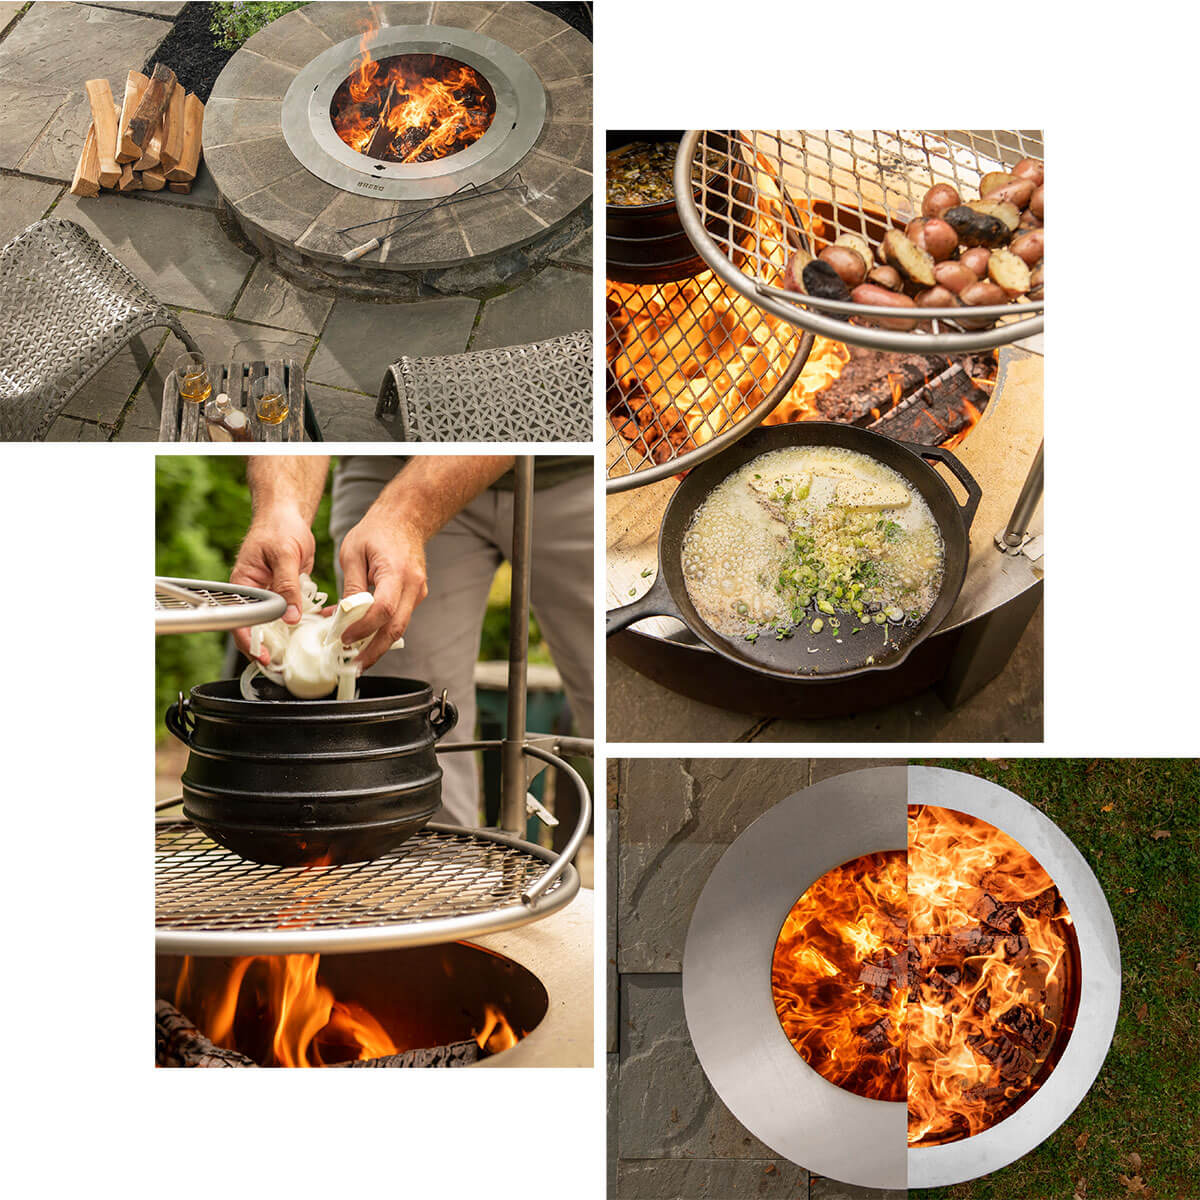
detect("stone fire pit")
[204,2,591,296]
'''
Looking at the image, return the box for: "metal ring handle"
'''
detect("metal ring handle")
[899,440,983,533]
[430,691,458,740]
[165,692,196,747]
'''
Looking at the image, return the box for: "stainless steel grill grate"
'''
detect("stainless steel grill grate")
[155,577,286,635]
[605,268,813,492]
[676,130,1044,354]
[155,819,579,955]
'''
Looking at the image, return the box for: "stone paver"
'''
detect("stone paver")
[471,265,590,350]
[138,162,221,212]
[0,78,72,173]
[1,2,168,176]
[307,295,478,394]
[810,1179,907,1200]
[83,2,187,15]
[234,262,333,336]
[617,1159,809,1199]
[620,974,777,1161]
[53,191,255,312]
[306,383,394,442]
[62,329,163,423]
[552,222,592,270]
[0,175,61,246]
[46,415,110,441]
[0,3,24,35]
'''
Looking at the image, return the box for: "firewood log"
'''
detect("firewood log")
[155,1000,259,1068]
[70,122,101,198]
[133,112,164,171]
[116,70,149,162]
[166,93,204,182]
[160,83,185,173]
[167,180,191,194]
[141,167,166,191]
[117,162,140,192]
[84,78,121,188]
[128,62,176,153]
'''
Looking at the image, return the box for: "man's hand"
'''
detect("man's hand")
[338,508,428,671]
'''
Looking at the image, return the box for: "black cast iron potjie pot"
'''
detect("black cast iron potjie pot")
[165,677,458,866]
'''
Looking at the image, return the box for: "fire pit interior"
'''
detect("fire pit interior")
[157,943,548,1068]
[770,809,1078,1145]
[330,53,496,164]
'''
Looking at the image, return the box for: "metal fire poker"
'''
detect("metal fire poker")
[501,456,534,838]
[341,174,529,262]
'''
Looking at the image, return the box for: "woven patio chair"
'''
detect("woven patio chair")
[376,329,592,442]
[0,218,199,440]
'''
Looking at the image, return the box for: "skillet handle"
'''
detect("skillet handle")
[165,692,195,747]
[900,441,982,533]
[606,571,679,636]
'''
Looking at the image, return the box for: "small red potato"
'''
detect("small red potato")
[915,286,959,309]
[1029,185,1044,219]
[1012,157,1045,186]
[933,260,979,294]
[867,264,903,291]
[983,177,1035,209]
[1009,228,1044,267]
[818,244,868,288]
[850,283,919,329]
[922,183,960,219]
[958,247,991,277]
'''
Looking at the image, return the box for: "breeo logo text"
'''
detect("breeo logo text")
[357,180,386,191]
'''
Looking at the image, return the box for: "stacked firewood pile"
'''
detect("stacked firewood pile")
[70,63,204,198]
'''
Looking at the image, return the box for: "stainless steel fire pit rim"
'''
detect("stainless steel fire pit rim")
[155,577,286,635]
[604,329,815,494]
[281,25,547,201]
[674,130,1044,355]
[682,767,910,1190]
[906,767,1121,1189]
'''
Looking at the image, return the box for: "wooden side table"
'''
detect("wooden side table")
[158,358,308,441]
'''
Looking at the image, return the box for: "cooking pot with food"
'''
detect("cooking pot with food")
[166,676,458,866]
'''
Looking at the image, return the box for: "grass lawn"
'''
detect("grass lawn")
[910,759,1199,1200]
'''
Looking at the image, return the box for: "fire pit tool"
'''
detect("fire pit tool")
[675,130,1044,354]
[155,576,286,635]
[606,422,980,680]
[157,457,592,953]
[683,767,1119,1190]
[340,173,529,262]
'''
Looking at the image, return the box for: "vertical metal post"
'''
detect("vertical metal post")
[1003,441,1044,547]
[500,456,534,835]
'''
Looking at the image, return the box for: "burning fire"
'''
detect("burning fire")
[174,954,519,1068]
[331,25,495,164]
[770,808,1075,1145]
[607,138,992,467]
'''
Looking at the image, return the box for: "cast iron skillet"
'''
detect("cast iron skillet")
[606,422,981,680]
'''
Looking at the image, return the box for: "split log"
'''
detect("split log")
[159,83,185,173]
[141,167,166,191]
[128,62,176,153]
[166,92,204,182]
[167,180,191,194]
[364,80,397,159]
[133,112,164,171]
[117,163,141,193]
[156,999,259,1068]
[84,78,122,188]
[329,1039,481,1068]
[116,70,149,162]
[70,122,101,198]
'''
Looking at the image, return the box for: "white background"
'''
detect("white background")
[1,0,1196,1196]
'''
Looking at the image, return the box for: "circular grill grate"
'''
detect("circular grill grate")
[605,268,812,492]
[155,577,287,635]
[677,130,1044,354]
[156,819,578,955]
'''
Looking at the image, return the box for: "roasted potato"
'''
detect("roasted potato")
[957,279,1008,328]
[1019,208,1043,230]
[833,234,873,276]
[1030,185,1044,219]
[922,183,960,219]
[915,286,960,309]
[819,244,869,288]
[850,283,918,330]
[933,260,979,294]
[1009,228,1044,268]
[1012,157,1045,186]
[965,199,1021,233]
[979,171,1019,197]
[913,217,958,261]
[802,259,853,306]
[1029,260,1044,301]
[982,177,1036,209]
[944,205,1011,247]
[783,248,812,294]
[958,247,991,277]
[987,247,1032,296]
[880,230,936,286]
[867,264,903,291]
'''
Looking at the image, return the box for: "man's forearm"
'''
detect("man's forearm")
[246,456,331,524]
[370,456,514,540]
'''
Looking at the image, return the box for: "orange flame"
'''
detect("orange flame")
[331,24,494,165]
[474,1004,519,1055]
[770,808,1075,1145]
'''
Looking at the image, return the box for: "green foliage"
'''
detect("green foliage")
[911,758,1200,1200]
[155,457,334,740]
[209,1,309,50]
